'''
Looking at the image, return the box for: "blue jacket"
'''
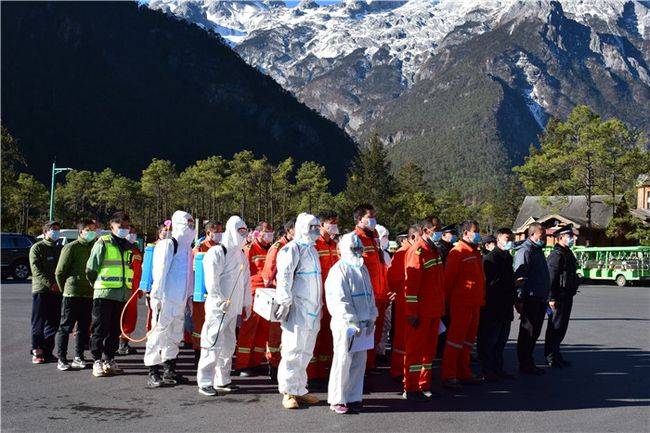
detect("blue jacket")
[513,239,550,300]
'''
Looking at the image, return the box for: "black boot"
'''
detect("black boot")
[147,365,164,388]
[163,359,188,385]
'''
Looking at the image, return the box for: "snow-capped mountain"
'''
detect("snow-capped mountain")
[150,0,649,197]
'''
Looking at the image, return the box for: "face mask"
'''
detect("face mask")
[263,232,274,243]
[365,218,377,231]
[534,239,545,247]
[211,232,222,244]
[238,229,248,240]
[83,230,97,242]
[308,229,320,242]
[451,235,458,243]
[115,228,129,239]
[566,237,575,247]
[326,224,339,236]
[380,237,389,249]
[432,232,442,242]
[501,241,513,251]
[127,233,137,244]
[161,231,172,240]
[47,230,61,241]
[471,232,481,244]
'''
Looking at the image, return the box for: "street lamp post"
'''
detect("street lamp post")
[49,161,72,221]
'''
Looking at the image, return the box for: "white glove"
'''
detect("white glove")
[243,305,252,321]
[275,303,290,321]
[365,320,375,336]
[217,300,229,313]
[347,323,362,337]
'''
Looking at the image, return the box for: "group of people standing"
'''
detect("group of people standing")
[29,204,580,414]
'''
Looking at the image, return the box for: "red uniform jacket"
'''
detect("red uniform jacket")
[354,227,388,303]
[387,243,410,298]
[443,240,486,307]
[245,238,269,290]
[261,236,289,288]
[404,238,445,318]
[193,238,217,254]
[131,245,143,292]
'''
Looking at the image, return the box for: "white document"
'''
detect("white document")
[349,325,375,353]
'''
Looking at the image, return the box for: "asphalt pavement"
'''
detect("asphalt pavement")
[2,282,649,432]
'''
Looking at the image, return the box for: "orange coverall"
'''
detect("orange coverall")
[388,242,411,378]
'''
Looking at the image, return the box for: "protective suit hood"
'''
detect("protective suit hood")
[171,210,195,248]
[222,215,247,250]
[376,224,389,250]
[339,232,364,268]
[295,212,319,246]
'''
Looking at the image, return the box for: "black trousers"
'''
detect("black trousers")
[544,297,574,360]
[477,316,511,374]
[55,297,93,360]
[90,299,125,361]
[31,292,62,354]
[517,298,547,368]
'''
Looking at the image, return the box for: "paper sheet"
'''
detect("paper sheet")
[349,325,375,353]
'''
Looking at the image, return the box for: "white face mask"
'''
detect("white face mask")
[263,232,274,243]
[365,218,377,231]
[127,233,137,244]
[326,224,339,236]
[211,232,223,244]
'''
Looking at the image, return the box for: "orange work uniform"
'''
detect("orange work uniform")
[307,235,339,380]
[440,240,485,381]
[403,238,445,392]
[234,238,271,370]
[354,227,389,370]
[388,242,411,378]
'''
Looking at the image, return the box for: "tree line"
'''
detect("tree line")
[2,105,647,244]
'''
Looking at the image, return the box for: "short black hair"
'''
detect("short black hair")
[460,220,479,233]
[204,220,222,232]
[353,203,374,222]
[43,220,60,233]
[284,218,296,232]
[110,211,130,224]
[496,227,513,236]
[419,219,435,231]
[76,219,96,231]
[317,210,338,224]
[276,227,286,238]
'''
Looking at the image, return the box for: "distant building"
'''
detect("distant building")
[513,175,650,246]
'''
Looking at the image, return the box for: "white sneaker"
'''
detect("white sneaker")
[92,360,106,377]
[71,357,86,369]
[103,359,123,375]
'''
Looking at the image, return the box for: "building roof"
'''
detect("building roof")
[513,195,622,233]
[637,174,650,187]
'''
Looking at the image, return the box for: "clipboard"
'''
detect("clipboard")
[348,325,375,353]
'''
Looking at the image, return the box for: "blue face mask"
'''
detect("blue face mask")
[566,237,575,247]
[534,239,545,247]
[115,228,129,239]
[432,232,442,242]
[83,231,97,241]
[47,230,61,241]
[451,235,458,243]
[471,232,481,244]
[502,241,513,251]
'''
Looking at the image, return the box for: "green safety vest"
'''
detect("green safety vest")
[94,234,133,290]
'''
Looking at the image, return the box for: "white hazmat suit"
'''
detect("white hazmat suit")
[145,210,195,367]
[375,224,392,355]
[276,213,323,396]
[325,232,378,406]
[197,216,252,389]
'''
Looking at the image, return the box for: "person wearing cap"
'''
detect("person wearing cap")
[438,224,457,266]
[477,228,516,381]
[545,224,579,368]
[481,235,497,254]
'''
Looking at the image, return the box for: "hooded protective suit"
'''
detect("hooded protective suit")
[375,224,392,356]
[276,213,323,396]
[144,210,195,367]
[197,216,252,389]
[325,232,378,405]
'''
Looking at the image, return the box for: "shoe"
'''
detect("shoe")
[547,358,563,368]
[162,359,188,385]
[402,391,431,402]
[32,349,45,364]
[117,341,129,356]
[330,404,349,414]
[442,379,463,391]
[295,393,320,405]
[57,359,71,371]
[282,394,299,409]
[199,386,218,396]
[215,383,240,392]
[483,371,501,382]
[147,366,164,388]
[496,371,516,380]
[348,401,363,412]
[460,376,485,385]
[103,359,123,375]
[92,360,106,377]
[520,365,545,375]
[71,357,87,369]
[236,368,253,377]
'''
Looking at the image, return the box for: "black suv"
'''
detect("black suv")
[1,233,35,281]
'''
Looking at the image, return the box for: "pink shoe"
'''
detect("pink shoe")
[32,349,45,364]
[329,404,349,414]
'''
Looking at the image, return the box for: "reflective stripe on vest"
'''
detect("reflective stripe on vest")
[94,234,133,290]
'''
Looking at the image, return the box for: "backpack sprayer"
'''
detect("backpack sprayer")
[120,244,155,343]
